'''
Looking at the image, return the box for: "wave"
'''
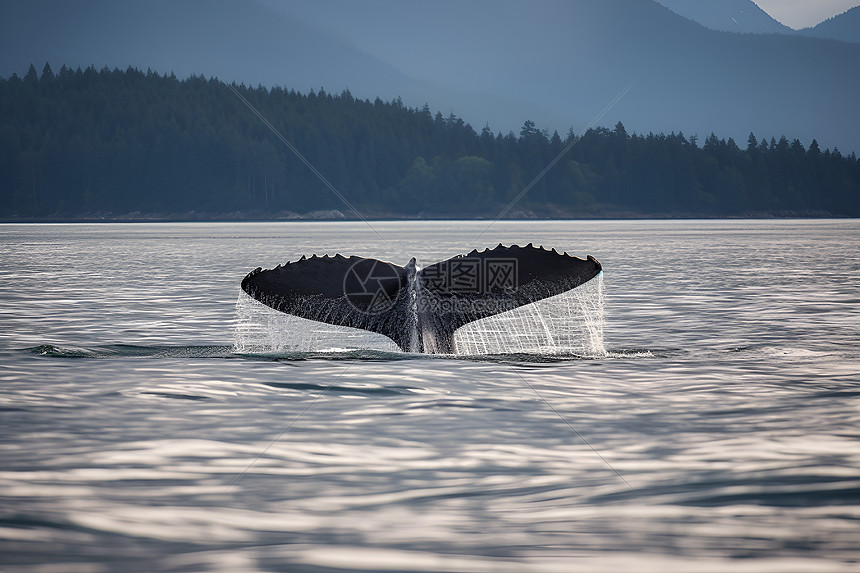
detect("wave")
[21,343,662,364]
[24,344,238,359]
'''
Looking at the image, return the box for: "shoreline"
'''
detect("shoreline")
[0,210,846,224]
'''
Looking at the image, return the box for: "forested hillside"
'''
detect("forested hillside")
[801,7,860,43]
[2,64,859,219]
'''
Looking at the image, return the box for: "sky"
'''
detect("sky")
[755,0,859,28]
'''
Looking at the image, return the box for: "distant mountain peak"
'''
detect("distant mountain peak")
[655,0,794,34]
[2,0,858,154]
[800,6,860,43]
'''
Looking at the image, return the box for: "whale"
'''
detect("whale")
[240,244,602,354]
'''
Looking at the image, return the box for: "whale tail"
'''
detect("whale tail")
[240,244,602,354]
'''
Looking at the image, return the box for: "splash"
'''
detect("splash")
[233,273,606,357]
[233,293,400,354]
[453,272,606,357]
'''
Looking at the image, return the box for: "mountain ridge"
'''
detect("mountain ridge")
[801,7,860,43]
[654,0,794,34]
[1,0,858,153]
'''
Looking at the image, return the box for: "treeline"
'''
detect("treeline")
[2,63,859,218]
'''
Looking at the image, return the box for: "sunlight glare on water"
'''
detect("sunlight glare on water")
[0,220,859,573]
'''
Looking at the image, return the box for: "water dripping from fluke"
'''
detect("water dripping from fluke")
[235,245,606,358]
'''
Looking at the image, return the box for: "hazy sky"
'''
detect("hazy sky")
[756,0,859,28]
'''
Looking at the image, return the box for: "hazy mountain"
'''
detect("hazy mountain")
[0,0,563,144]
[1,0,383,88]
[656,0,860,44]
[281,0,859,153]
[800,7,860,43]
[654,0,794,34]
[2,0,858,153]
[0,0,534,125]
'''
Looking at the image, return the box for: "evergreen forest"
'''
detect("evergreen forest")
[2,64,859,219]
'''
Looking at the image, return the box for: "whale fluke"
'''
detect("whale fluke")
[241,245,602,353]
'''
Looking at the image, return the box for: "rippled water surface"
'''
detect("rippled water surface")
[1,220,859,572]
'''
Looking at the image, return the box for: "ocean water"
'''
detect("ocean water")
[1,219,858,572]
